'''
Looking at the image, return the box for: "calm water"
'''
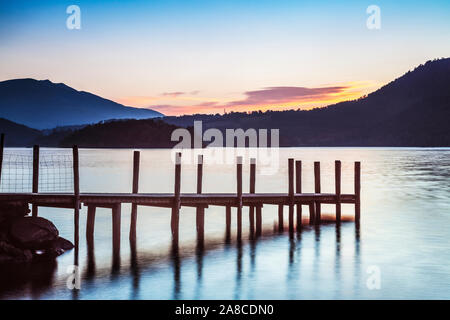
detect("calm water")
[1,148,450,299]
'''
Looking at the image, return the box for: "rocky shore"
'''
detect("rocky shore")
[0,202,73,264]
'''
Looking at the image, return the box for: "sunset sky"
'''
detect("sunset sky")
[1,0,449,115]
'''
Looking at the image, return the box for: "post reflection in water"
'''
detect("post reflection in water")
[171,242,181,300]
[130,238,140,300]
[334,223,342,298]
[354,222,361,291]
[75,220,360,300]
[234,241,243,300]
[194,242,204,299]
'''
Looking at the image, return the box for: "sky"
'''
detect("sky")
[0,0,449,115]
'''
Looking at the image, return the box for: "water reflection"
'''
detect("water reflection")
[0,220,361,300]
[0,258,57,299]
[105,223,357,299]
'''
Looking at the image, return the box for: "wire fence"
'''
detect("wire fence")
[0,150,74,193]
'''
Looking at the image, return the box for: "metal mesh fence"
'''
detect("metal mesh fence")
[0,149,74,193]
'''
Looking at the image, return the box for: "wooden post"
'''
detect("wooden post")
[225,206,231,240]
[236,156,243,240]
[309,202,315,226]
[197,154,203,194]
[278,204,284,232]
[129,151,140,242]
[171,152,182,245]
[288,158,294,232]
[86,205,96,242]
[32,145,39,217]
[335,160,342,223]
[314,161,321,224]
[112,203,121,258]
[249,158,256,237]
[355,161,361,223]
[255,205,262,236]
[196,155,204,242]
[72,145,80,266]
[295,160,302,230]
[0,133,4,185]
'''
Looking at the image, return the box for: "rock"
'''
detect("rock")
[47,237,74,257]
[53,237,74,251]
[0,201,30,224]
[0,241,33,263]
[9,217,59,250]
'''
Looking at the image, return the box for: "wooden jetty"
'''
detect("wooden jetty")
[0,137,361,263]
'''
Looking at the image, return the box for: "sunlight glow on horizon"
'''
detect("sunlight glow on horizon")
[115,81,380,115]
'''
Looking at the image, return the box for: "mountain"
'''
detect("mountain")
[163,58,450,146]
[0,118,42,147]
[0,79,163,130]
[1,58,449,147]
[58,119,189,148]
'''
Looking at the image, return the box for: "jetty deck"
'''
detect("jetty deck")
[0,192,356,206]
[0,134,361,266]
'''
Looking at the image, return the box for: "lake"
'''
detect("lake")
[1,147,450,299]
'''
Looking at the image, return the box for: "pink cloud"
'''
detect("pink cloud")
[227,86,349,106]
[161,92,186,98]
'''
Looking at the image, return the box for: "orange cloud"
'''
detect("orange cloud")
[115,81,379,115]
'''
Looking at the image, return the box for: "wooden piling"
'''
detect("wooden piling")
[314,161,321,224]
[255,205,262,236]
[295,160,302,230]
[249,158,256,237]
[72,145,80,265]
[288,158,294,232]
[112,203,121,259]
[171,152,182,245]
[236,157,243,240]
[335,160,342,223]
[86,205,96,242]
[129,151,140,242]
[225,206,231,240]
[32,145,39,217]
[278,204,284,232]
[309,202,316,226]
[0,133,4,184]
[355,161,361,223]
[196,155,205,242]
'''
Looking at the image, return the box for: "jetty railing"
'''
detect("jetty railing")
[0,134,361,264]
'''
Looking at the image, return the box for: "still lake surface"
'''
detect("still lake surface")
[1,147,450,299]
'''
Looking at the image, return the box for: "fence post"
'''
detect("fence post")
[32,145,39,217]
[335,160,342,223]
[236,156,243,240]
[72,145,80,266]
[129,151,140,242]
[171,152,181,246]
[295,160,302,230]
[288,158,294,233]
[355,162,361,223]
[314,161,321,224]
[249,158,256,238]
[196,155,205,242]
